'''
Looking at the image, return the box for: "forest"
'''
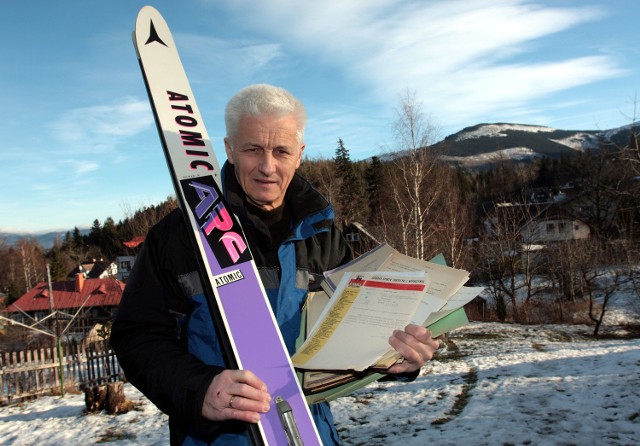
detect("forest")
[1,94,639,333]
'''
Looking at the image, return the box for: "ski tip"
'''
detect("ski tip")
[136,5,165,30]
[137,5,160,19]
[134,5,175,54]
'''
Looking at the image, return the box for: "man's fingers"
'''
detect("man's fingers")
[226,371,271,411]
[386,325,441,373]
[203,370,271,423]
[404,324,439,345]
[233,369,269,391]
[225,396,268,424]
[226,382,271,413]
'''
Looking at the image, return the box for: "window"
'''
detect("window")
[345,233,360,242]
[546,223,555,233]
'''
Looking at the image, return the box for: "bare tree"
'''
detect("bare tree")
[383,91,445,259]
[574,240,627,336]
[13,239,46,293]
[478,201,547,323]
[547,238,629,335]
[543,240,583,323]
[618,95,639,178]
[431,168,474,269]
[298,156,338,208]
[628,250,640,310]
[119,196,178,240]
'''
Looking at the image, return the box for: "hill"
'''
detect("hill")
[2,122,637,240]
[435,122,637,169]
[0,229,90,249]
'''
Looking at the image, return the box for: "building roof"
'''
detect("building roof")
[5,278,124,313]
[123,235,145,249]
[67,259,116,279]
[86,260,115,279]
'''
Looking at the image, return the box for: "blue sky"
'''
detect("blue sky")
[1,0,638,233]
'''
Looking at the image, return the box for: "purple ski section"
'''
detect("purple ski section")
[200,234,315,444]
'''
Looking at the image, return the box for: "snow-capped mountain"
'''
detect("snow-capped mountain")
[436,122,637,169]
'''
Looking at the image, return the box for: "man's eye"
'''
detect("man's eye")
[276,149,292,157]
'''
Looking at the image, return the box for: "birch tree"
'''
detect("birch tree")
[384,91,444,259]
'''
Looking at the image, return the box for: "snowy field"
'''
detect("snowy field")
[1,321,638,445]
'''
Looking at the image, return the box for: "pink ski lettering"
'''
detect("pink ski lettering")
[220,232,247,263]
[202,203,233,235]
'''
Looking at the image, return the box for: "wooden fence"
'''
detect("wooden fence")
[0,341,124,406]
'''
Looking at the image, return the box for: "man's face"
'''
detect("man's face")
[225,114,305,211]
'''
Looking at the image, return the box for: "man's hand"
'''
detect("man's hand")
[202,370,271,424]
[386,324,440,374]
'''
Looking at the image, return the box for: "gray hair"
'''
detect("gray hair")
[224,84,307,144]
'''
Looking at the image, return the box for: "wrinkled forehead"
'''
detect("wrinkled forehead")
[234,114,303,146]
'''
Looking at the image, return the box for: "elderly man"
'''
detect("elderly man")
[111,84,439,446]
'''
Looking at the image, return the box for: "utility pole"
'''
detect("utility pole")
[47,264,65,397]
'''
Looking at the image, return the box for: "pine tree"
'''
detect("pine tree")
[364,156,383,225]
[102,217,120,258]
[72,227,84,250]
[334,138,351,179]
[88,220,102,246]
[334,139,363,225]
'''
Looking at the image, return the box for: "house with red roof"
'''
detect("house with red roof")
[116,235,146,281]
[4,274,124,336]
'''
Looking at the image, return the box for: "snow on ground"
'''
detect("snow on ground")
[0,384,168,445]
[333,323,640,446]
[1,322,638,446]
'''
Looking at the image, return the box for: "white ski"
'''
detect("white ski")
[133,6,322,445]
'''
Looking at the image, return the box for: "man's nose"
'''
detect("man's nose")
[258,150,276,175]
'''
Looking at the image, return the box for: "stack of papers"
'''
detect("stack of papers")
[292,244,484,402]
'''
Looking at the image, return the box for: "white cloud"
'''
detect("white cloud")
[73,161,100,175]
[217,0,625,128]
[48,97,153,148]
[174,33,284,86]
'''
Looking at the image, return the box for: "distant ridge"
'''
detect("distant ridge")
[0,229,90,249]
[435,121,637,169]
[3,122,637,242]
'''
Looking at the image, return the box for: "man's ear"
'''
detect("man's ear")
[296,143,306,169]
[224,138,234,164]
